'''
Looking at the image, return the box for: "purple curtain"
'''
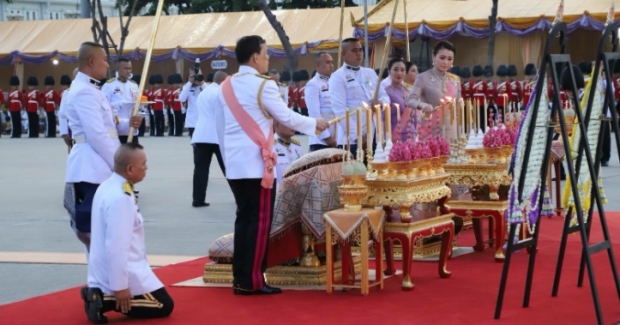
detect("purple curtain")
[354,15,620,42]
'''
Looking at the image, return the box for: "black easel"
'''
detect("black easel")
[551,22,620,324]
[494,21,617,325]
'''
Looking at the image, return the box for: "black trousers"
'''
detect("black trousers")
[602,120,611,163]
[229,179,276,290]
[9,111,21,138]
[27,112,39,137]
[101,287,174,319]
[119,135,140,145]
[167,110,175,136]
[138,118,146,137]
[310,144,330,152]
[188,127,195,138]
[192,143,225,203]
[153,110,165,136]
[149,112,155,136]
[45,111,56,137]
[173,111,184,136]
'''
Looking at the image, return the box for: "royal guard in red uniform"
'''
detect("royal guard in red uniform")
[167,73,184,137]
[507,65,521,112]
[43,76,60,138]
[460,67,472,102]
[297,70,310,116]
[290,71,300,111]
[483,65,497,128]
[495,65,511,123]
[25,76,42,138]
[471,65,487,130]
[521,63,537,109]
[166,73,180,136]
[146,76,156,136]
[8,76,24,138]
[148,74,165,136]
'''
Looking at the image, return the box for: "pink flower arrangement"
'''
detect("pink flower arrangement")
[435,136,450,156]
[428,137,441,157]
[419,141,433,158]
[483,128,503,148]
[389,141,411,162]
[389,138,443,161]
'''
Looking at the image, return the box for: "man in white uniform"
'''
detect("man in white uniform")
[214,35,329,295]
[180,69,206,138]
[81,143,174,324]
[306,51,336,152]
[274,120,302,188]
[329,38,390,160]
[191,71,228,208]
[64,42,143,250]
[101,58,140,144]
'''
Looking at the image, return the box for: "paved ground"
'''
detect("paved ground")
[1,133,620,305]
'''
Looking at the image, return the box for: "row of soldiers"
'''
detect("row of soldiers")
[2,75,70,138]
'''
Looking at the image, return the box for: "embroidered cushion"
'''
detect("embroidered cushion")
[208,233,234,263]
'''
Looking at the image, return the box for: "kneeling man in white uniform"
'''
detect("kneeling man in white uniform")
[81,143,173,324]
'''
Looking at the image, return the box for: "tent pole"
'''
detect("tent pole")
[364,0,369,67]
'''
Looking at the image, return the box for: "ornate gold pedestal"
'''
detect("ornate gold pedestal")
[203,258,362,286]
[444,161,511,202]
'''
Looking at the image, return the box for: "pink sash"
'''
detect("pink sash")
[221,76,276,189]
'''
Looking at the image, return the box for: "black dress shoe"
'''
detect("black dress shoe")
[192,201,210,207]
[133,190,139,194]
[80,287,108,324]
[233,285,282,295]
[602,161,609,167]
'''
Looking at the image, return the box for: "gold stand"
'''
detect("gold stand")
[300,224,321,267]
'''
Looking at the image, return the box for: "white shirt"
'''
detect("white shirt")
[88,173,163,296]
[101,78,139,136]
[65,72,120,184]
[180,81,206,128]
[274,134,303,188]
[305,73,333,146]
[329,63,390,145]
[192,82,220,144]
[58,88,70,136]
[214,65,316,180]
[380,76,392,93]
[278,84,289,105]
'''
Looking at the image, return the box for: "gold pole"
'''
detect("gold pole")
[372,0,400,100]
[404,0,410,62]
[127,0,165,143]
[337,0,346,67]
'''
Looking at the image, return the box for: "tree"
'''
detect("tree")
[486,0,498,67]
[257,0,298,76]
[89,0,139,75]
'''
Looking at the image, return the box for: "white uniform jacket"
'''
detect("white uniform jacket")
[214,65,316,180]
[88,173,163,296]
[305,73,334,146]
[65,72,120,184]
[329,64,390,145]
[101,78,139,136]
[180,81,205,128]
[191,82,220,145]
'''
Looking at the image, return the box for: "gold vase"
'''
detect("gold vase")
[390,161,411,180]
[339,184,369,211]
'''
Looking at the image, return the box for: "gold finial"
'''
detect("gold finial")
[605,2,615,27]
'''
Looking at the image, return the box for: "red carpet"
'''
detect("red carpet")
[3,213,620,325]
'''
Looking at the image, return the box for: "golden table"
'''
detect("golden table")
[444,162,511,201]
[324,208,385,296]
[383,211,455,290]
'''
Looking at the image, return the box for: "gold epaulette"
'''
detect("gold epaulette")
[447,73,460,82]
[123,181,133,196]
[106,78,115,83]
[290,138,300,146]
[255,74,271,80]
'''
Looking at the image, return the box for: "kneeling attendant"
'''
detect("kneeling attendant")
[81,143,173,324]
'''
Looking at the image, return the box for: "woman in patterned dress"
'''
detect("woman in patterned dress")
[385,57,412,142]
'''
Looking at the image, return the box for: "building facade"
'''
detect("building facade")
[0,0,117,21]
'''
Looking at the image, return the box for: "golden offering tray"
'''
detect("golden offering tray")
[364,173,451,223]
[444,161,511,201]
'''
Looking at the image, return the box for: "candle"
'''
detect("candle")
[395,103,401,122]
[366,108,373,157]
[384,104,391,141]
[483,100,488,132]
[460,99,465,136]
[356,108,362,160]
[475,101,479,131]
[375,105,383,145]
[457,100,462,138]
[345,108,350,157]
